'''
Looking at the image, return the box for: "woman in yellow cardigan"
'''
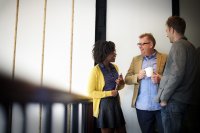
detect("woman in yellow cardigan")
[88,40,126,133]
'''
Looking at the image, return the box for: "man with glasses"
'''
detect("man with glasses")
[125,33,167,133]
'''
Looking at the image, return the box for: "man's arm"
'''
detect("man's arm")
[160,43,186,102]
[125,57,141,85]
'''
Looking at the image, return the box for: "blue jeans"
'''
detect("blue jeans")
[161,100,188,133]
[136,109,164,133]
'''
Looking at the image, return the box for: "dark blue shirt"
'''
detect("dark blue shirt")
[99,63,118,91]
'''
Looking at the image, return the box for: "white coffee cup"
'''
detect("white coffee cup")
[145,67,153,77]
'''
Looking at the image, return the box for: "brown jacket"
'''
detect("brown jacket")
[125,51,167,107]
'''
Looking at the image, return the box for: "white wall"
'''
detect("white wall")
[0,0,95,91]
[71,0,95,96]
[14,0,44,85]
[107,0,172,132]
[42,0,72,90]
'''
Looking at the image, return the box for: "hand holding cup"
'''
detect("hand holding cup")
[138,70,146,80]
[151,72,161,84]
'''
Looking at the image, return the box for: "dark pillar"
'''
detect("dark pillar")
[172,0,179,16]
[95,0,107,42]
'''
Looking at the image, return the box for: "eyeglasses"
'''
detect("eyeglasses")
[137,42,150,46]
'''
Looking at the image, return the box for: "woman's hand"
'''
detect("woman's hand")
[111,90,118,97]
[115,73,125,86]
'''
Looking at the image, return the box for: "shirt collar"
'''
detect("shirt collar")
[99,63,114,69]
[144,50,157,59]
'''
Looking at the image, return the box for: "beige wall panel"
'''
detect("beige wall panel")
[0,0,17,76]
[71,0,96,96]
[51,104,65,133]
[14,0,44,84]
[13,0,44,133]
[42,0,72,91]
[11,104,23,133]
[25,104,41,133]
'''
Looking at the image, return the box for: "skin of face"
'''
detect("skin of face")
[104,51,116,64]
[166,26,174,43]
[138,36,154,56]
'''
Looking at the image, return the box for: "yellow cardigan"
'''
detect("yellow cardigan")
[87,64,124,118]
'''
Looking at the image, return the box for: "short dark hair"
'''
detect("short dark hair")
[139,33,156,46]
[166,16,186,35]
[92,40,115,63]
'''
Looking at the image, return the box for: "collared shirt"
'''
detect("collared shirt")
[136,51,162,111]
[99,63,118,91]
